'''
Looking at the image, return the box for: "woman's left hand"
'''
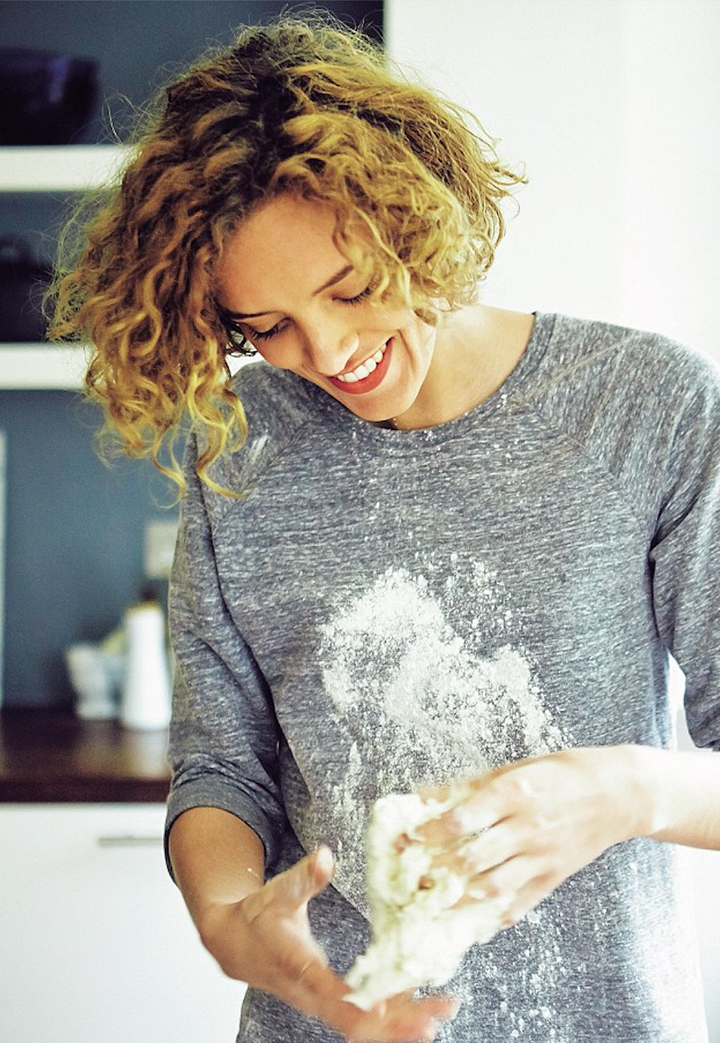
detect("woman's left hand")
[416,745,652,930]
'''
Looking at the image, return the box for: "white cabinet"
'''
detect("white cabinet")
[0,145,132,193]
[0,145,250,389]
[0,804,245,1043]
[0,145,130,390]
[0,343,90,389]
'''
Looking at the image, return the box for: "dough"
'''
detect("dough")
[345,789,510,1010]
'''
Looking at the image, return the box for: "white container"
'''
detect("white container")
[65,643,122,719]
[120,601,171,730]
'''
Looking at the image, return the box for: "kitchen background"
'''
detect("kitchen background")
[1,1,719,1040]
[0,7,382,1043]
[0,0,383,710]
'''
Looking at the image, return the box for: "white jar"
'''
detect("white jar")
[120,601,172,730]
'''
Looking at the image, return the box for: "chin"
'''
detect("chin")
[344,391,412,425]
[343,401,393,424]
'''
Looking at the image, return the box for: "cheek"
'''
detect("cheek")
[253,336,297,369]
[380,304,416,326]
[399,318,436,363]
[380,308,430,349]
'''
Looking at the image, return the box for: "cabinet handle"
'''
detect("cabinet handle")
[96,835,163,847]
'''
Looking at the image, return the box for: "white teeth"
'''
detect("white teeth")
[335,343,387,383]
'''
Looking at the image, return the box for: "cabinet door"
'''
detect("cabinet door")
[0,804,245,1043]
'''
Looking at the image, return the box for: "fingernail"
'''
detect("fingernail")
[466,882,488,901]
[449,806,481,834]
[315,844,334,876]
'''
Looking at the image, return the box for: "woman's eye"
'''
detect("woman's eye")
[340,285,373,306]
[228,288,372,346]
[247,321,285,341]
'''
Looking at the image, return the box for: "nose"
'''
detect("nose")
[301,318,360,376]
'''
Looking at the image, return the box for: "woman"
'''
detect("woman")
[50,13,720,1043]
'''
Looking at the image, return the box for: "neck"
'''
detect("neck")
[393,304,535,431]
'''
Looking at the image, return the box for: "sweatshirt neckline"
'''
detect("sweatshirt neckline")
[296,311,555,448]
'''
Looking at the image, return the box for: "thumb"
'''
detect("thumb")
[274,845,335,910]
[309,844,335,892]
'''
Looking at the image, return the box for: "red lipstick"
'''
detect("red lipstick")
[328,340,393,395]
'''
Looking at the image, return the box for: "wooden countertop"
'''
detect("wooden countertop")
[0,709,171,803]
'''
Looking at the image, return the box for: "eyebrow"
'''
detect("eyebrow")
[221,264,354,321]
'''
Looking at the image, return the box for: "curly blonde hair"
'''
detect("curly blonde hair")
[48,11,525,494]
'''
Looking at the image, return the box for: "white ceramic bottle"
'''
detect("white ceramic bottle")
[120,600,172,730]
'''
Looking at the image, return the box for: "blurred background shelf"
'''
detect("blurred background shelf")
[0,144,131,192]
[0,144,128,392]
[0,343,88,389]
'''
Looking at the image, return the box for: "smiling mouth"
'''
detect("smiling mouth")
[328,340,392,395]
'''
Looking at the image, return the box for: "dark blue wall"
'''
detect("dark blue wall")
[1,391,174,707]
[0,0,383,706]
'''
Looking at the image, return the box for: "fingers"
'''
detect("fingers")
[464,870,552,932]
[267,845,335,912]
[367,994,460,1043]
[339,990,460,1043]
[459,849,537,906]
[311,844,335,889]
[237,845,458,1042]
[428,820,515,877]
[411,768,558,938]
[289,961,458,1042]
[419,767,536,849]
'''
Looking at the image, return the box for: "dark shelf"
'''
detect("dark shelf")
[0,708,170,802]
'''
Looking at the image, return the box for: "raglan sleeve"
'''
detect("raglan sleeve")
[649,352,720,751]
[164,433,288,876]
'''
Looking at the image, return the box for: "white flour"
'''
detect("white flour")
[316,557,567,911]
[345,788,512,1010]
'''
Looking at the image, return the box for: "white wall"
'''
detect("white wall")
[386,1,720,1036]
[386,0,720,363]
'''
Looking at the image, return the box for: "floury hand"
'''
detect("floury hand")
[417,746,653,929]
[187,838,459,1043]
[346,747,653,1010]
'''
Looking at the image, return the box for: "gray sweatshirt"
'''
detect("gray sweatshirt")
[166,312,718,1042]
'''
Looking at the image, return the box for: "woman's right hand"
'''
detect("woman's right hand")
[198,846,458,1043]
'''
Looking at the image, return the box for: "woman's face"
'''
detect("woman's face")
[215,193,437,426]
